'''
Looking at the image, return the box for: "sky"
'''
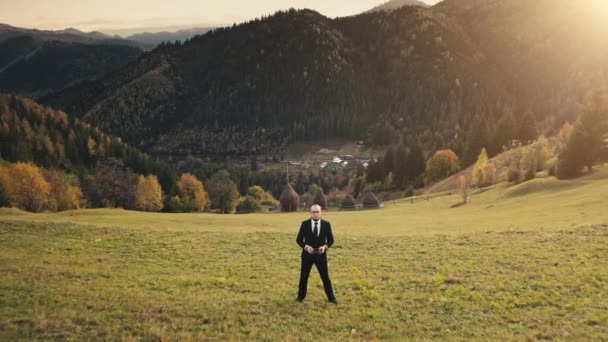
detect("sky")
[0,0,442,36]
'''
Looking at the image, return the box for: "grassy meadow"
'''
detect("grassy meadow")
[1,168,608,340]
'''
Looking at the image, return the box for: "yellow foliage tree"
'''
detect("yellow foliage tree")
[535,135,553,171]
[247,185,265,201]
[0,164,10,190]
[44,169,83,211]
[557,122,573,147]
[472,148,488,187]
[7,162,51,212]
[424,149,460,185]
[483,162,496,185]
[457,175,469,204]
[0,164,11,207]
[177,173,209,212]
[135,174,164,212]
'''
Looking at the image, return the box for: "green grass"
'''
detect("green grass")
[1,169,608,340]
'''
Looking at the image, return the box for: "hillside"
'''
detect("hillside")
[424,143,539,194]
[0,35,142,98]
[42,7,497,158]
[38,0,608,160]
[0,94,176,190]
[435,0,608,129]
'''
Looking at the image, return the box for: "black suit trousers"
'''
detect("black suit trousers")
[298,252,335,300]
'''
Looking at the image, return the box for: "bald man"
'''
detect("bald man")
[295,204,337,304]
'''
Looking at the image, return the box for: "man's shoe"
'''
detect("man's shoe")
[329,298,339,304]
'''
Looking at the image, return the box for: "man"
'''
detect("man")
[295,204,338,304]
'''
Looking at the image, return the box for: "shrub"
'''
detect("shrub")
[236,195,262,214]
[507,168,522,183]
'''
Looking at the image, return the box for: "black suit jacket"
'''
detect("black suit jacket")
[296,219,334,252]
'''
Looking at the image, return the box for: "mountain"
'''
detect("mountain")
[0,23,136,45]
[40,0,608,161]
[366,0,430,13]
[41,9,372,157]
[42,7,492,158]
[0,24,142,98]
[127,27,214,50]
[0,35,142,98]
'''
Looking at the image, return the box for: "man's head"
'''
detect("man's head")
[310,204,322,221]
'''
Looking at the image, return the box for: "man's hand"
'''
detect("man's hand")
[305,245,315,254]
[319,245,328,254]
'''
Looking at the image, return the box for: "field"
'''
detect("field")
[1,169,608,340]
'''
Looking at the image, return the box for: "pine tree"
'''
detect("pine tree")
[463,115,490,166]
[365,158,384,184]
[0,182,11,207]
[518,111,538,144]
[406,142,425,188]
[392,144,408,189]
[295,172,306,195]
[557,92,608,179]
[383,146,395,178]
[492,111,516,155]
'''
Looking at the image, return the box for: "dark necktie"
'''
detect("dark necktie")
[313,221,318,237]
